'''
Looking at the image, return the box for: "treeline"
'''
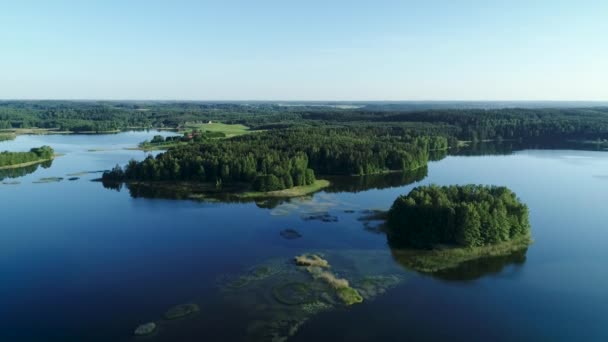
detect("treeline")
[302,108,608,142]
[3,101,608,143]
[141,130,226,147]
[0,146,54,168]
[103,127,447,191]
[387,185,530,248]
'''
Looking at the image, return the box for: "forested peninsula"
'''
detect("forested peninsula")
[102,127,447,194]
[386,185,532,273]
[0,146,55,170]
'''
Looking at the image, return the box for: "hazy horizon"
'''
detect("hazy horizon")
[2,1,607,101]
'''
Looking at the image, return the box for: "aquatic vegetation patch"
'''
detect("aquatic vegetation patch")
[133,322,157,336]
[301,212,339,222]
[304,265,362,306]
[336,286,364,305]
[217,251,407,342]
[163,303,200,320]
[33,177,63,184]
[280,229,302,240]
[272,282,318,305]
[2,181,20,185]
[67,171,102,177]
[294,254,330,268]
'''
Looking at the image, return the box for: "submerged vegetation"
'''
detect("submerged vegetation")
[0,133,16,141]
[0,146,55,169]
[216,251,406,341]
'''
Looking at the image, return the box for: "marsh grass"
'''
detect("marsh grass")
[391,235,533,273]
[238,180,330,199]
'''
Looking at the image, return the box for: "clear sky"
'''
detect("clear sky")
[1,0,606,101]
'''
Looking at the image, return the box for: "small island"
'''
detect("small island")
[386,184,532,273]
[0,146,55,170]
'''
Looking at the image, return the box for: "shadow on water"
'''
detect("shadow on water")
[324,166,428,193]
[0,159,53,182]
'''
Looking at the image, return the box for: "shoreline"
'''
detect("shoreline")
[0,155,58,170]
[390,236,533,273]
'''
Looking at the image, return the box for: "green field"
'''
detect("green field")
[183,122,255,137]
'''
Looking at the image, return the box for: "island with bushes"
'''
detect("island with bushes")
[0,146,55,170]
[386,184,532,273]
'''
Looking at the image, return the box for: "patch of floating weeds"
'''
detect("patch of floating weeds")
[301,212,338,222]
[33,177,63,184]
[133,322,157,336]
[294,254,330,268]
[280,229,302,240]
[163,303,199,320]
[336,286,364,305]
[248,264,280,280]
[2,181,20,185]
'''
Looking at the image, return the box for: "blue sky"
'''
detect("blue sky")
[1,0,606,100]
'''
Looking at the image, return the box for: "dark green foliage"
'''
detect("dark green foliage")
[387,185,530,248]
[2,101,608,140]
[103,127,447,191]
[0,146,54,167]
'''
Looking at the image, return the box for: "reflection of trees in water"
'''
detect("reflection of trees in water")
[100,167,429,206]
[101,181,290,208]
[451,139,608,157]
[390,247,528,282]
[0,160,53,181]
[324,166,428,193]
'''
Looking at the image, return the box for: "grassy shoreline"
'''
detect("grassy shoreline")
[390,235,533,273]
[236,180,331,199]
[108,179,331,201]
[0,155,57,170]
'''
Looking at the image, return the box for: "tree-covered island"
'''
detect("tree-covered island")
[102,127,447,197]
[0,146,55,170]
[386,184,532,273]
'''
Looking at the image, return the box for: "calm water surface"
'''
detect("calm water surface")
[1,133,607,341]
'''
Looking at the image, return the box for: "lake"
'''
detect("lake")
[1,132,607,341]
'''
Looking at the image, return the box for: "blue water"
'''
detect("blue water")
[1,133,607,341]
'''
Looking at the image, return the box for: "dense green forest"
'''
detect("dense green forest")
[387,185,531,248]
[102,127,447,191]
[3,100,608,192]
[0,146,55,168]
[1,101,608,142]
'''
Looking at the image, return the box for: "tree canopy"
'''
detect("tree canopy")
[387,185,531,248]
[0,146,54,168]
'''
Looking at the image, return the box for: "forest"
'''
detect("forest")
[102,127,447,191]
[386,185,531,249]
[0,146,55,168]
[3,100,608,192]
[1,101,608,142]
